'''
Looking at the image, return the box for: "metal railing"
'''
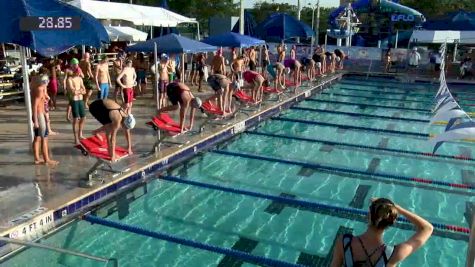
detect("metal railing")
[0,237,118,267]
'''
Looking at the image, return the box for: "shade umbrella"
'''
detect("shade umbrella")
[256,13,314,42]
[201,32,265,48]
[127,33,217,110]
[0,0,109,142]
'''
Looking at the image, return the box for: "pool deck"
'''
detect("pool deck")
[0,73,343,251]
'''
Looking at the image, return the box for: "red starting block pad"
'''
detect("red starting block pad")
[234,90,261,104]
[202,100,224,115]
[147,113,182,136]
[75,135,129,162]
[285,80,296,87]
[263,86,283,94]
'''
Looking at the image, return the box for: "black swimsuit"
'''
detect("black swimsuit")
[89,100,121,125]
[167,82,184,106]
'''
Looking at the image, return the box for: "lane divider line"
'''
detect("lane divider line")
[336,87,475,103]
[306,98,431,112]
[245,131,475,163]
[321,92,433,105]
[290,106,431,123]
[83,214,304,267]
[339,81,475,96]
[159,175,470,235]
[272,117,429,138]
[212,149,475,191]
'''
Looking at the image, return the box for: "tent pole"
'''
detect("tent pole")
[259,46,262,74]
[196,22,201,40]
[453,41,458,63]
[181,53,185,83]
[395,30,399,49]
[325,34,327,49]
[20,46,34,143]
[2,43,7,57]
[81,45,86,55]
[154,42,160,111]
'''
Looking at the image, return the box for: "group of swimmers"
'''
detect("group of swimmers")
[30,44,347,165]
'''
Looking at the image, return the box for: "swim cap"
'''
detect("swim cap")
[70,58,79,65]
[191,97,202,109]
[123,114,136,130]
[231,80,240,91]
[285,67,291,74]
[40,75,49,84]
[100,54,108,61]
[161,53,168,60]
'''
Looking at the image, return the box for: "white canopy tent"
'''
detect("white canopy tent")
[68,0,199,31]
[105,26,148,42]
[411,30,475,44]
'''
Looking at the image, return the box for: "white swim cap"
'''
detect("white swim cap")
[192,97,202,109]
[123,114,136,129]
[231,80,240,90]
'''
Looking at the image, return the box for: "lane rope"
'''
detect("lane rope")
[306,98,431,112]
[321,92,433,105]
[213,149,475,191]
[83,214,304,267]
[290,106,431,123]
[336,87,475,103]
[272,117,430,138]
[245,131,475,162]
[159,175,470,235]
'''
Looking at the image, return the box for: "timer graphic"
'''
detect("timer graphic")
[20,16,80,31]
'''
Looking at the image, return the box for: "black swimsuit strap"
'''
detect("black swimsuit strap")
[356,237,385,267]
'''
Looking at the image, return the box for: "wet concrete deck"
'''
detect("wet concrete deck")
[0,76,333,234]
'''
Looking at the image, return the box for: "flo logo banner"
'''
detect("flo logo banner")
[391,14,415,22]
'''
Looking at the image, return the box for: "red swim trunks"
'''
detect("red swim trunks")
[123,88,134,104]
[48,78,58,95]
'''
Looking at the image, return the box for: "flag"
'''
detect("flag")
[433,94,456,113]
[430,121,475,153]
[430,108,467,125]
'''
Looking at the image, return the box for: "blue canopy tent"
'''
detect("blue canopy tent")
[127,33,216,108]
[201,32,265,48]
[255,13,314,42]
[0,0,109,142]
[127,33,216,54]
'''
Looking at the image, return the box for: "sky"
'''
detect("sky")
[241,0,340,9]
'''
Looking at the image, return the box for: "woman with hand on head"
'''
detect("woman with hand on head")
[331,197,433,267]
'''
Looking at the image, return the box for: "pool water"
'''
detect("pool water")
[3,76,474,267]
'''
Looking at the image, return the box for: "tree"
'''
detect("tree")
[400,0,475,19]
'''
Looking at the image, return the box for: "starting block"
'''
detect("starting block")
[199,100,237,132]
[263,86,283,101]
[146,113,190,152]
[75,134,131,187]
[233,90,262,114]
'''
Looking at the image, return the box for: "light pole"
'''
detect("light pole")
[316,0,320,45]
[239,0,244,34]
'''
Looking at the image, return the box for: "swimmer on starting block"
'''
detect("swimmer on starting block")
[267,62,287,92]
[284,59,302,87]
[242,70,265,103]
[157,82,202,133]
[207,74,233,114]
[89,99,135,162]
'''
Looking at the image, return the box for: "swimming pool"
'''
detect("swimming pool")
[2,76,473,266]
